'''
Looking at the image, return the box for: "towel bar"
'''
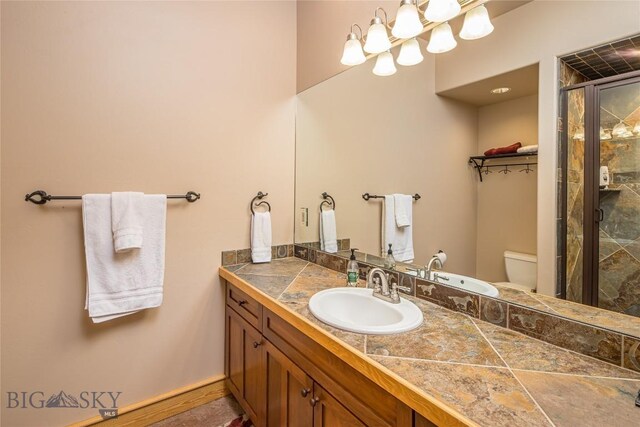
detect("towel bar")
[25,190,201,205]
[362,193,421,201]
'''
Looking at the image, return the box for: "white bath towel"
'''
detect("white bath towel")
[82,194,166,323]
[320,209,338,253]
[251,211,272,263]
[382,195,414,262]
[517,145,538,154]
[393,194,412,228]
[111,192,144,253]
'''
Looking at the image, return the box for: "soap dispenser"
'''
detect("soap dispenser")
[384,244,396,270]
[347,249,359,287]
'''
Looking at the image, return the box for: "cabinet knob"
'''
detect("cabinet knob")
[310,396,320,407]
[252,341,261,349]
[300,388,311,397]
[238,300,248,306]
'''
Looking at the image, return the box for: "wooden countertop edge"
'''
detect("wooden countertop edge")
[219,267,480,427]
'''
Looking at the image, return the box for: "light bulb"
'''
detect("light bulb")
[460,5,494,40]
[612,121,629,137]
[364,17,391,54]
[397,38,424,66]
[427,22,457,53]
[341,33,366,66]
[392,0,423,39]
[424,0,461,23]
[373,51,397,76]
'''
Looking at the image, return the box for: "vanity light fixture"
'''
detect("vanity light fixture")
[424,0,461,23]
[490,87,511,94]
[392,0,423,39]
[427,22,457,54]
[459,5,494,40]
[364,8,392,54]
[397,37,424,66]
[341,24,366,66]
[373,50,397,76]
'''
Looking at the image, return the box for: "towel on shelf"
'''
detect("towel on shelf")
[111,192,144,253]
[251,211,272,263]
[483,142,522,156]
[83,194,167,323]
[393,194,412,228]
[382,195,414,262]
[517,144,538,154]
[320,209,338,253]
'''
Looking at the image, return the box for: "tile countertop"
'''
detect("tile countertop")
[219,258,640,427]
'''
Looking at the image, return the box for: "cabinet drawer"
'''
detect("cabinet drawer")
[227,282,262,330]
[262,308,412,427]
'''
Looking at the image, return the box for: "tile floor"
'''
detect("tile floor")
[150,395,246,427]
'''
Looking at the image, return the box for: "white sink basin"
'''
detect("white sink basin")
[431,271,499,297]
[308,288,423,335]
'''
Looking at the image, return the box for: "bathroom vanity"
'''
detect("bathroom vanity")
[220,258,640,427]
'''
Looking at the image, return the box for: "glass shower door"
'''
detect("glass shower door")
[596,79,640,316]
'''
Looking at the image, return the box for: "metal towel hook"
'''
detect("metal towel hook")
[250,191,271,214]
[320,192,336,212]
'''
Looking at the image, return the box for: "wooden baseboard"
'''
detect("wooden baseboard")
[68,375,229,427]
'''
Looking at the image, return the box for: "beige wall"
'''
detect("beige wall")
[434,0,640,295]
[296,0,395,93]
[475,95,538,282]
[1,2,296,426]
[295,45,479,275]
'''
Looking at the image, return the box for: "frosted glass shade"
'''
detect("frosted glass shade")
[427,22,457,53]
[612,121,629,137]
[364,22,391,54]
[397,38,424,66]
[373,51,397,76]
[424,0,461,23]
[341,37,366,66]
[392,2,423,39]
[459,5,494,40]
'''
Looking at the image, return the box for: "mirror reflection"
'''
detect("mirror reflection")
[295,18,640,338]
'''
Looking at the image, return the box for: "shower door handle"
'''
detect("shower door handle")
[596,208,604,223]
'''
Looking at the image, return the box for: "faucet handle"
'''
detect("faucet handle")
[390,284,400,302]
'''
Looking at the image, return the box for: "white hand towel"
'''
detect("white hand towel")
[111,191,144,253]
[393,194,412,228]
[382,195,414,263]
[320,209,338,253]
[251,211,272,263]
[517,145,538,154]
[83,194,166,323]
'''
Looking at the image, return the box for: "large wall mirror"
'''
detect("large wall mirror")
[294,5,640,341]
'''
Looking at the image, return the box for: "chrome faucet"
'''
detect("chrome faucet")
[426,256,442,280]
[366,267,401,304]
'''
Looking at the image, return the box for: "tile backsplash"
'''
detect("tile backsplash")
[221,244,294,266]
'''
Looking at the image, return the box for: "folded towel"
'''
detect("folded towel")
[83,194,166,323]
[111,192,144,253]
[483,142,522,156]
[517,144,538,154]
[251,211,272,263]
[320,209,338,253]
[382,195,414,262]
[393,194,412,228]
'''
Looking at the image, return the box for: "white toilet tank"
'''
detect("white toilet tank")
[504,251,537,288]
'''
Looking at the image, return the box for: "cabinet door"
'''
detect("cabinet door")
[226,305,265,425]
[312,383,366,427]
[264,341,313,427]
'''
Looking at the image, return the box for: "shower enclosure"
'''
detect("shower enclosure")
[561,72,640,317]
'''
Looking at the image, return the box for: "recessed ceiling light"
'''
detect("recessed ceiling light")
[491,87,511,94]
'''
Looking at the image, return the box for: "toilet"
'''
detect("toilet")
[494,250,537,292]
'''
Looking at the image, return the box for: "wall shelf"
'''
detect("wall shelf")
[468,152,538,182]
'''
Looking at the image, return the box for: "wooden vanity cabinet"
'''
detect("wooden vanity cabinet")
[225,305,265,424]
[225,282,415,427]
